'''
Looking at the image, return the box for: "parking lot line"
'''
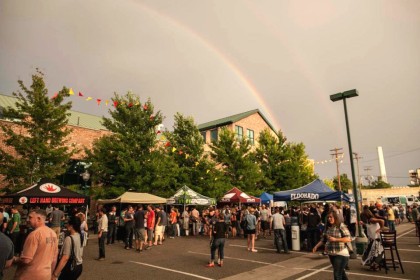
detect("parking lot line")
[397,229,415,239]
[129,261,215,280]
[188,251,286,267]
[294,264,331,280]
[228,244,309,254]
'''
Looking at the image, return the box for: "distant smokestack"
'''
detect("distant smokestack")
[377,146,388,183]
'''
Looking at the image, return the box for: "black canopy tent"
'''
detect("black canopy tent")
[0,180,89,206]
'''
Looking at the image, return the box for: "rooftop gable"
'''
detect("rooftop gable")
[197,109,277,134]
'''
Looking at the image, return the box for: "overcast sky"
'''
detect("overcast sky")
[1,0,419,186]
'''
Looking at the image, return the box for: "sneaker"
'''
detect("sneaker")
[125,247,130,250]
[251,249,258,253]
[96,258,105,261]
[169,236,175,239]
[206,263,215,268]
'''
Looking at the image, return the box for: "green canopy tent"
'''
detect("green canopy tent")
[167,185,216,210]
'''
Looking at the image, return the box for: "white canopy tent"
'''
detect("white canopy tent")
[97,192,166,205]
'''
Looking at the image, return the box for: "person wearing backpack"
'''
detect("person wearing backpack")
[53,216,83,280]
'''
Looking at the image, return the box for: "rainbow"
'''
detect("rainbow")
[131,1,282,130]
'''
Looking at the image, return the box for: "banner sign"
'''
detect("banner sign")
[27,197,86,204]
[291,193,320,200]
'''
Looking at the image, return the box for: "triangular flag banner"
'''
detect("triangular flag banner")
[156,130,161,134]
[215,178,218,181]
[97,99,102,105]
[86,97,92,101]
[135,101,140,106]
[185,154,190,159]
[143,105,148,110]
[128,102,133,108]
[113,101,118,107]
[172,147,177,153]
[178,150,183,155]
[150,115,154,120]
[105,100,109,106]
[78,92,84,97]
[195,162,199,166]
[206,170,210,174]
[165,141,171,147]
[52,93,58,99]
[69,88,74,95]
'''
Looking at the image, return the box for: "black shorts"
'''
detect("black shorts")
[245,228,256,235]
[261,221,270,230]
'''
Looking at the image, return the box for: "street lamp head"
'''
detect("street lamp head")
[330,89,358,102]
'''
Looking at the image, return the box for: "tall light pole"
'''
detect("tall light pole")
[330,89,367,253]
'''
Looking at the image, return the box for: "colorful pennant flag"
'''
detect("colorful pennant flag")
[86,97,92,101]
[128,102,133,108]
[185,154,190,159]
[195,162,199,166]
[78,92,84,97]
[165,141,171,147]
[69,88,74,95]
[113,101,118,107]
[105,100,109,106]
[143,104,148,110]
[52,93,58,99]
[172,147,177,153]
[97,99,102,105]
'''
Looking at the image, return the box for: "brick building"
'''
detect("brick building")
[198,109,277,148]
[0,93,109,187]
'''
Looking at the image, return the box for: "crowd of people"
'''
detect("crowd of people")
[0,205,87,280]
[1,201,419,279]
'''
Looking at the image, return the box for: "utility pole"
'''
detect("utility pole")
[364,166,372,185]
[330,148,343,192]
[353,153,363,188]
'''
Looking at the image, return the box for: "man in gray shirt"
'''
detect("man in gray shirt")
[272,207,289,254]
[50,206,64,239]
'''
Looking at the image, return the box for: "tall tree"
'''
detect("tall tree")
[164,113,214,193]
[255,129,316,192]
[209,128,262,195]
[0,70,75,191]
[332,173,353,192]
[87,93,178,197]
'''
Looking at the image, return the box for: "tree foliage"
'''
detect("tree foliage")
[0,70,75,192]
[364,179,392,189]
[164,113,221,196]
[86,93,178,198]
[209,128,262,195]
[332,173,353,192]
[254,129,316,192]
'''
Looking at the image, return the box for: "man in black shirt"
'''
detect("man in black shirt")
[134,205,146,252]
[124,206,135,249]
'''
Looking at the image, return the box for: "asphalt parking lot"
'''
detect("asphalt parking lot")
[3,222,419,280]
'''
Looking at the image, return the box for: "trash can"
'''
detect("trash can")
[291,225,300,251]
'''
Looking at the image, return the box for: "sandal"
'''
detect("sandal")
[206,263,215,268]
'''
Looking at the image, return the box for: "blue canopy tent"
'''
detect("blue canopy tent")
[273,179,352,202]
[259,192,273,204]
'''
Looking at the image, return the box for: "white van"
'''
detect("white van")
[381,195,419,206]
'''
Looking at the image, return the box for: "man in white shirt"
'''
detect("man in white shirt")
[272,207,289,254]
[97,208,108,261]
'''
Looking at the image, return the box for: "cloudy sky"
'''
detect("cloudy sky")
[1,0,419,186]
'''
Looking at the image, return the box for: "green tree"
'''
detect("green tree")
[0,70,75,192]
[87,93,178,198]
[332,173,353,192]
[209,128,262,195]
[364,179,392,189]
[164,113,219,196]
[255,129,316,192]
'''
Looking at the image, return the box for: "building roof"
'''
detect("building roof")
[197,109,277,133]
[0,93,106,131]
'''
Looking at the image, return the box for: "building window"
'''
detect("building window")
[235,125,243,141]
[247,129,254,145]
[200,131,207,142]
[210,129,218,142]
